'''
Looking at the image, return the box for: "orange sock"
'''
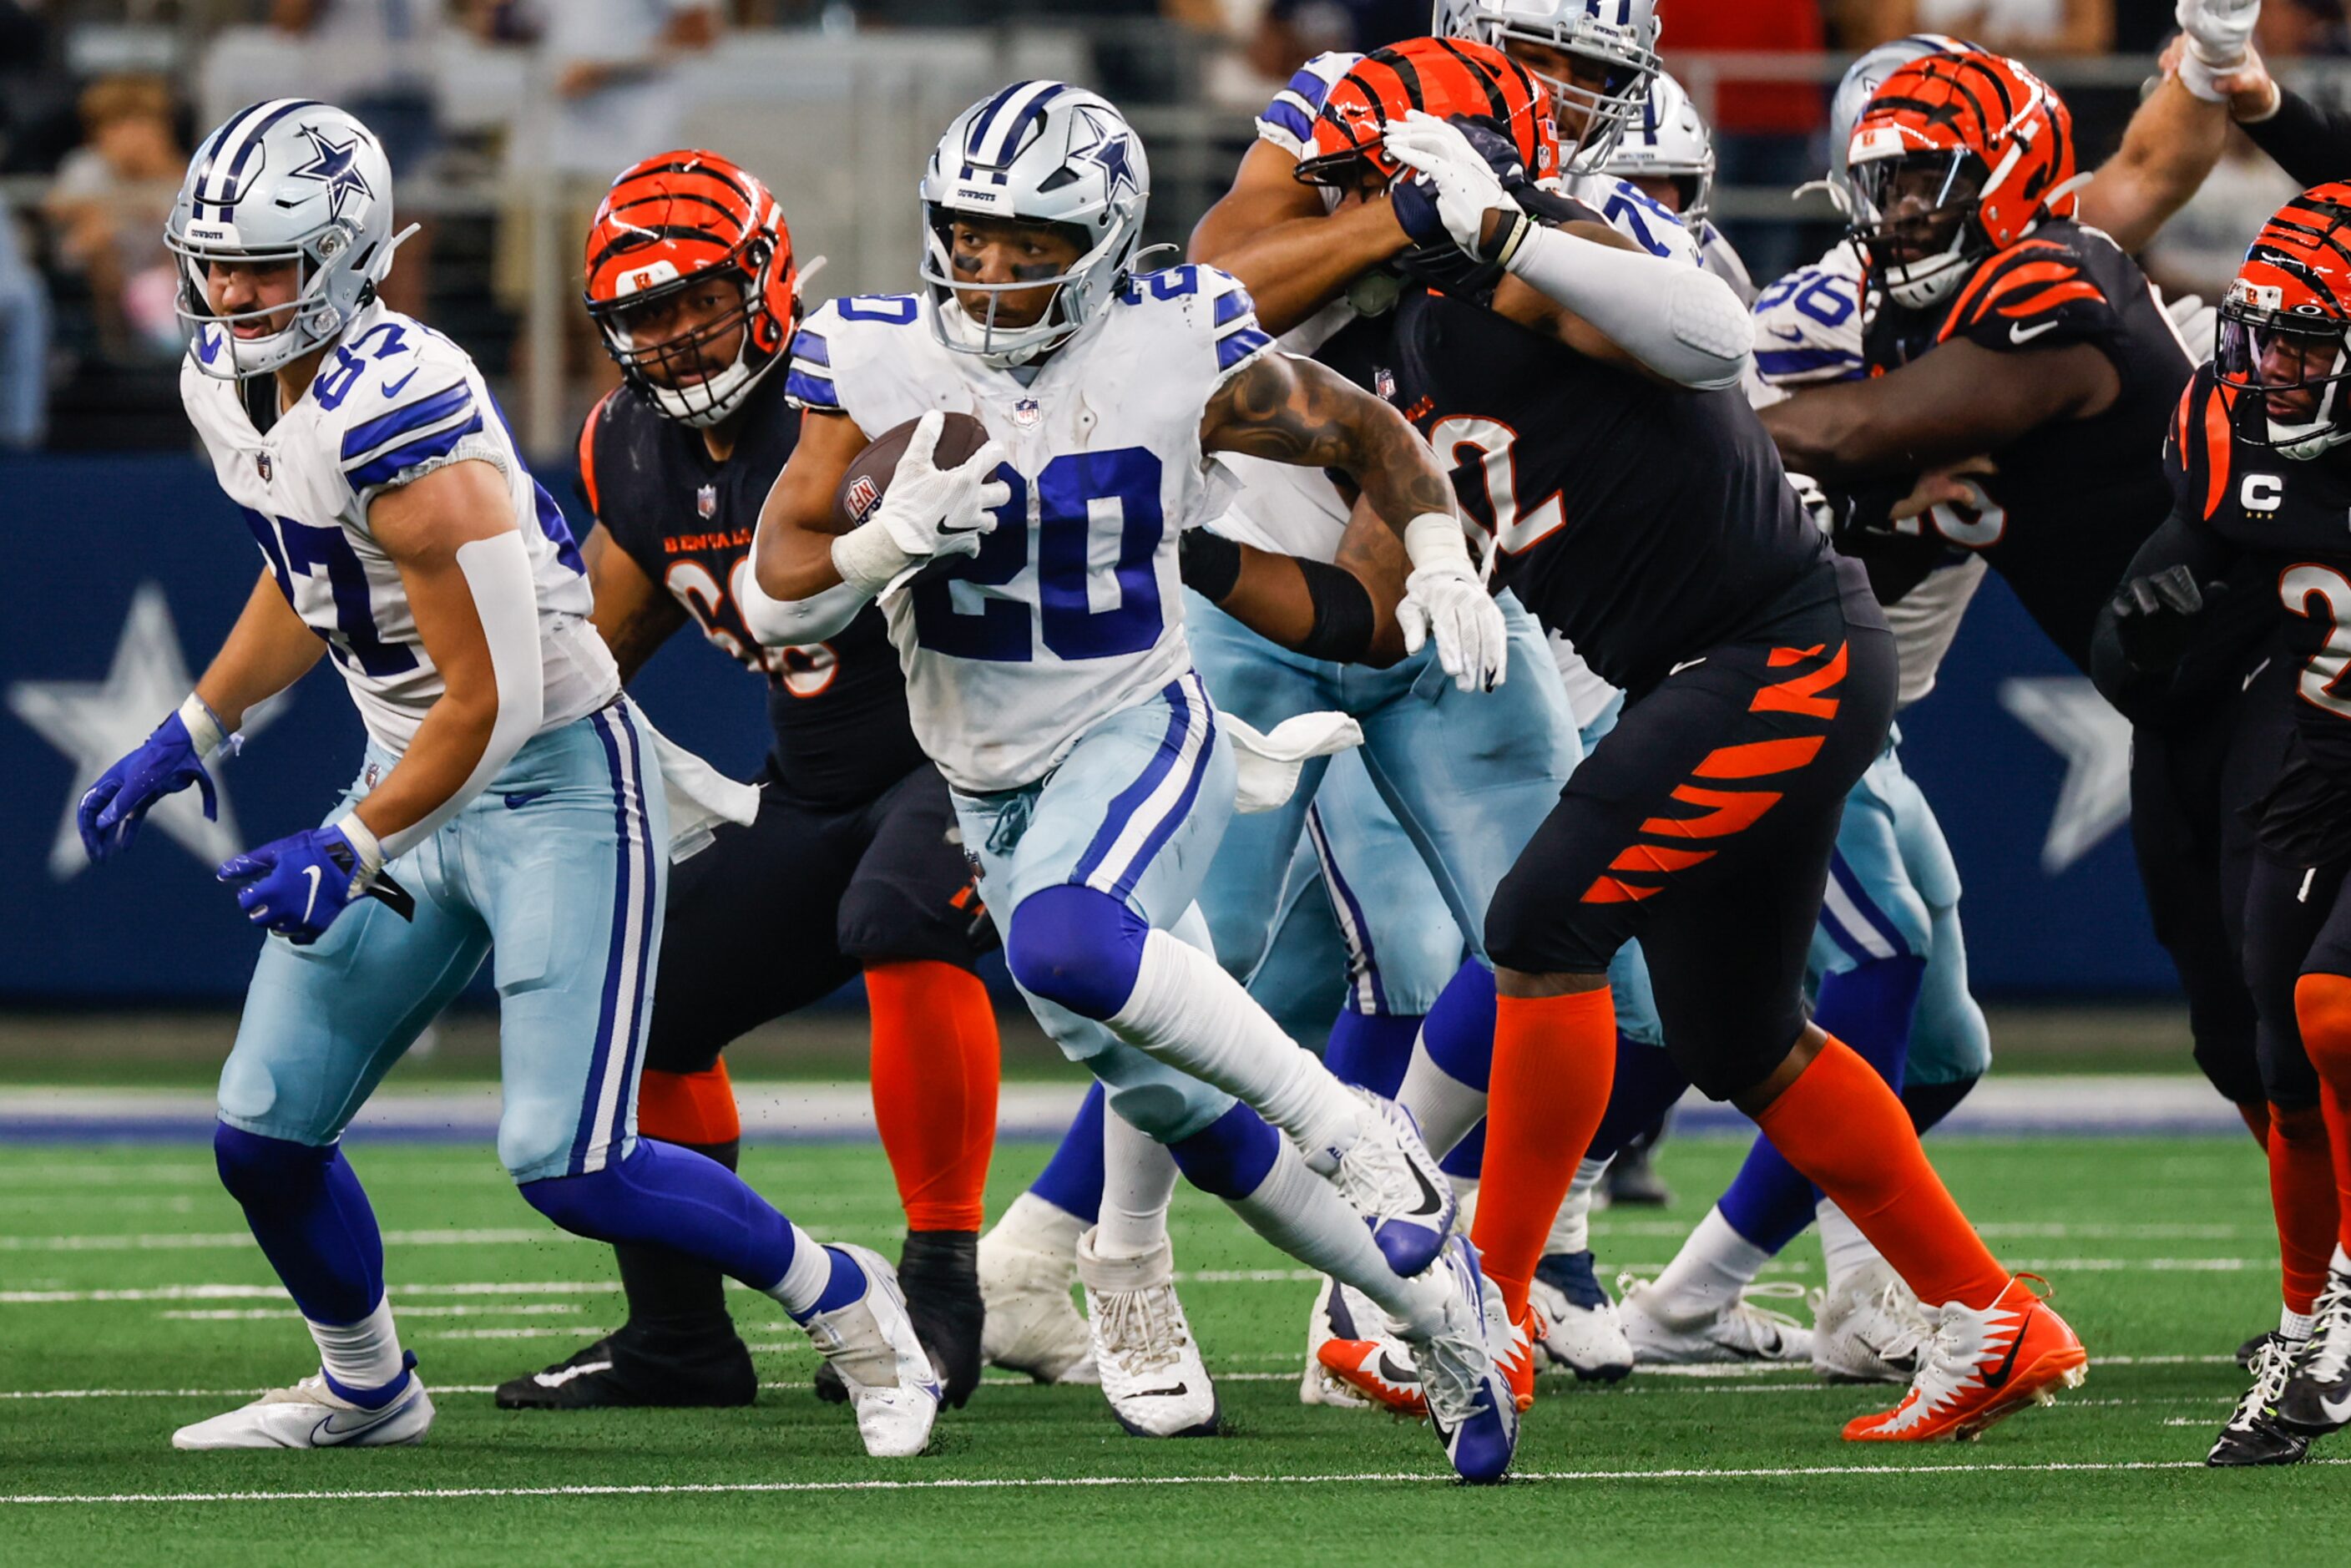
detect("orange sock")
[1468,989,1615,1320]
[638,1062,741,1146]
[2295,974,2351,1257]
[2269,1103,2336,1314]
[866,960,1000,1233]
[1755,1035,2010,1312]
[2240,1101,2274,1151]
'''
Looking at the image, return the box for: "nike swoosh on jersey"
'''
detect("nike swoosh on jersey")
[2244,656,2273,691]
[503,790,550,810]
[381,369,420,398]
[1669,657,1707,676]
[2008,320,2061,345]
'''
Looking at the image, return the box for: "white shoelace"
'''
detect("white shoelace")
[2299,1275,2351,1383]
[1095,1286,1188,1375]
[1719,1282,1811,1350]
[1332,1091,1418,1216]
[2226,1336,2297,1433]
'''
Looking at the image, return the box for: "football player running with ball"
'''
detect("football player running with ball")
[746,82,1519,1481]
[495,151,1003,1415]
[78,103,940,1458]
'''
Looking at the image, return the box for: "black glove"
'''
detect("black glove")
[2111,563,2229,673]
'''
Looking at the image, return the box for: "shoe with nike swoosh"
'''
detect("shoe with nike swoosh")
[1843,1274,2086,1442]
[2275,1264,2351,1436]
[1413,1236,1519,1484]
[1616,1273,1813,1365]
[1317,1314,1429,1416]
[172,1355,435,1449]
[1321,1087,1456,1279]
[801,1243,942,1458]
[1078,1229,1220,1438]
[2207,1332,2313,1466]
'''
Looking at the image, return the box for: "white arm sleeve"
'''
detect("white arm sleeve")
[738,569,870,645]
[378,529,545,859]
[1504,223,1756,390]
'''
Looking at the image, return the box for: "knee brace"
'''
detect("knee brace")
[1005,884,1150,1021]
[2295,972,2351,1088]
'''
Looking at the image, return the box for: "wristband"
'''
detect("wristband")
[331,811,385,882]
[831,523,921,598]
[1403,511,1474,574]
[178,694,230,758]
[1179,529,1243,601]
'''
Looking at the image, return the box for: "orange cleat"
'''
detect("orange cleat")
[1317,1330,1427,1416]
[1500,1301,1545,1413]
[1843,1275,2087,1442]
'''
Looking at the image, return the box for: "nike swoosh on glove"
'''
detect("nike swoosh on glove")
[874,410,1013,563]
[78,711,217,862]
[1384,110,1524,259]
[1398,561,1509,693]
[217,823,386,945]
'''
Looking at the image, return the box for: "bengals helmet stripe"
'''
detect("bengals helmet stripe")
[584,149,797,428]
[1295,37,1556,190]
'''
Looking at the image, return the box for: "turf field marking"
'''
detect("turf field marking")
[10,1456,2343,1505]
[414,1326,615,1341]
[0,1227,587,1252]
[1,1281,622,1304]
[162,1304,589,1321]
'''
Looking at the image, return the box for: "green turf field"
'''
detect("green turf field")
[3,1130,2343,1564]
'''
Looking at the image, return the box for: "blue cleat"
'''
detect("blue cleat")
[1323,1088,1456,1278]
[1413,1236,1519,1485]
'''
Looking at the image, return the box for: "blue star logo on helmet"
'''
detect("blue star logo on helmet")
[1069,105,1140,203]
[279,124,373,220]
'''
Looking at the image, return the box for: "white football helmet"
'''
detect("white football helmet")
[166,99,412,378]
[1823,34,1977,219]
[1434,0,1661,169]
[1599,73,1714,232]
[918,82,1150,368]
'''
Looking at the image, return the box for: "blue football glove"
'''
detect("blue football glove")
[78,709,219,863]
[216,818,415,946]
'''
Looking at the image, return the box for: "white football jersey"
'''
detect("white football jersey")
[182,304,616,756]
[784,269,1277,793]
[1747,240,1982,707]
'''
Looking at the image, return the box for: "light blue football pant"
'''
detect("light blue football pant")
[220,700,669,1184]
[1807,733,1992,1086]
[1186,591,1579,1020]
[951,670,1241,1143]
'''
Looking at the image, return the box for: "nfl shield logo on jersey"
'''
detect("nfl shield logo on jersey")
[1014,397,1042,429]
[696,484,717,519]
[255,451,271,482]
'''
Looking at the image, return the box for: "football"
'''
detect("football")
[832,411,993,531]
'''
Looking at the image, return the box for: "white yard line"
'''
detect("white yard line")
[9,1455,2335,1506]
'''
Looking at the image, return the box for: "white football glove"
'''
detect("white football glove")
[2177,0,2260,99]
[1383,110,1519,259]
[2165,289,2219,363]
[1397,512,1508,692]
[872,409,1011,561]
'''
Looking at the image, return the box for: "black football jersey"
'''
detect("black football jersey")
[1378,279,1831,694]
[580,370,928,808]
[2169,365,2351,794]
[1860,219,2192,673]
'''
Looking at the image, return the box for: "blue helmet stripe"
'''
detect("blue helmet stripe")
[962,80,1034,162]
[982,82,1069,168]
[967,80,1069,168]
[215,99,323,214]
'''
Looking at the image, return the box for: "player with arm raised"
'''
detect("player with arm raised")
[489,152,1002,1415]
[77,104,939,1459]
[746,82,1520,1481]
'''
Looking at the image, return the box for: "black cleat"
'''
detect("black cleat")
[2208,1333,2312,1466]
[2237,1332,2269,1372]
[1603,1141,1671,1209]
[2276,1272,2351,1435]
[494,1322,757,1410]
[815,1231,985,1408]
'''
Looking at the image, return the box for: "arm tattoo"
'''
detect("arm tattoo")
[1204,353,1456,530]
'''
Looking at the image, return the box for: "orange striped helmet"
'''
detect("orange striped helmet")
[2217,184,2351,459]
[1845,50,2081,311]
[584,149,797,427]
[1294,38,1557,192]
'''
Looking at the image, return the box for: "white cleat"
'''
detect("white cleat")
[803,1243,942,1458]
[978,1194,1099,1385]
[1411,1236,1518,1484]
[1320,1087,1455,1279]
[1810,1259,1933,1384]
[1300,1275,1373,1408]
[172,1363,434,1449]
[1616,1273,1813,1365]
[1078,1229,1220,1438]
[1527,1251,1635,1383]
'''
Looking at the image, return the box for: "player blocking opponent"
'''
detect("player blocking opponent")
[746,82,1520,1480]
[1194,81,2087,1439]
[76,102,938,1456]
[495,151,1001,1414]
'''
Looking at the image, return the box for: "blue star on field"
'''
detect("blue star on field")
[1069,106,1140,202]
[280,124,372,220]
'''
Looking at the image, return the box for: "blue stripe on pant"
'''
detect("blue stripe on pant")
[216,700,672,1184]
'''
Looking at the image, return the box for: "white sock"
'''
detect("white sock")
[766,1222,835,1318]
[1223,1136,1449,1338]
[1816,1199,1883,1296]
[1096,1106,1176,1259]
[2333,1242,2351,1275]
[1108,927,1358,1161]
[1650,1206,1769,1318]
[993,1189,1085,1254]
[1454,1176,1480,1232]
[2283,1303,2318,1342]
[308,1293,405,1394]
[1544,1157,1612,1257]
[1397,1033,1488,1161]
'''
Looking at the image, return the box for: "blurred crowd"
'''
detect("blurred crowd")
[3,0,2348,453]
